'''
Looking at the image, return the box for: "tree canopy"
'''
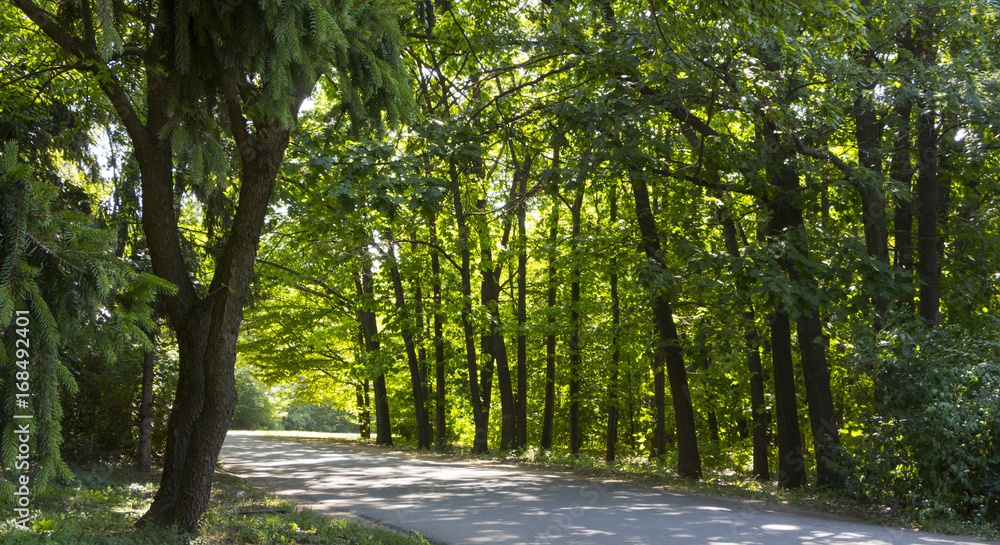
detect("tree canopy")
[3,0,1000,534]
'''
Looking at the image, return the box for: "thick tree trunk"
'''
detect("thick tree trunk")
[140,115,290,532]
[541,204,560,451]
[628,168,701,478]
[451,159,488,453]
[385,231,431,449]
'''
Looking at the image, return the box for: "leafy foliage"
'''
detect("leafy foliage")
[851,323,1000,522]
[0,142,171,501]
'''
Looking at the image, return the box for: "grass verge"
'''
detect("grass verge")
[0,463,432,545]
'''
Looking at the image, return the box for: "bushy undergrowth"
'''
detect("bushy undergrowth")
[0,464,430,545]
[852,324,1000,524]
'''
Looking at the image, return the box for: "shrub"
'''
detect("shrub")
[854,323,1000,523]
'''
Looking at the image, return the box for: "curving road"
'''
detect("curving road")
[219,431,997,545]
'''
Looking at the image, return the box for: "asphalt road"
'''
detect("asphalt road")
[219,431,997,545]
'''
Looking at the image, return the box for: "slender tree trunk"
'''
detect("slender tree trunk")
[451,158,487,453]
[355,382,371,439]
[568,182,585,455]
[769,302,804,488]
[373,374,391,445]
[721,215,769,481]
[385,230,431,449]
[137,338,155,473]
[605,185,620,464]
[412,234,433,445]
[358,263,392,446]
[915,108,940,327]
[541,204,560,450]
[628,166,701,478]
[765,120,843,489]
[477,210,516,451]
[913,22,941,328]
[651,332,667,458]
[514,152,531,451]
[363,380,372,439]
[430,218,447,450]
[853,88,891,331]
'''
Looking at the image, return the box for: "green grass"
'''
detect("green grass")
[0,463,432,545]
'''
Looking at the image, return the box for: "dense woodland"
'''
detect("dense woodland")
[2,0,1000,534]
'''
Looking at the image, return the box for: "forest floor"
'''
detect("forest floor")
[219,431,1000,545]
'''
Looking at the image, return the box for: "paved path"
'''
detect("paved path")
[219,431,996,545]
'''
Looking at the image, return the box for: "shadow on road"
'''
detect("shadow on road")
[220,431,996,545]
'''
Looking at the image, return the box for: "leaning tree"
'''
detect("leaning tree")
[5,0,411,532]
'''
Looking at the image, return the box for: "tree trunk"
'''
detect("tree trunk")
[891,99,915,296]
[137,340,155,473]
[477,210,516,451]
[514,152,531,451]
[605,185,620,464]
[765,120,843,489]
[412,234,433,445]
[541,204,560,451]
[567,182,585,455]
[913,21,941,328]
[915,107,940,327]
[451,158,488,453]
[628,167,701,478]
[769,303,805,488]
[852,90,891,331]
[385,230,431,449]
[430,218,447,450]
[358,263,392,446]
[140,116,290,532]
[373,374,392,445]
[355,382,371,439]
[721,215,769,481]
